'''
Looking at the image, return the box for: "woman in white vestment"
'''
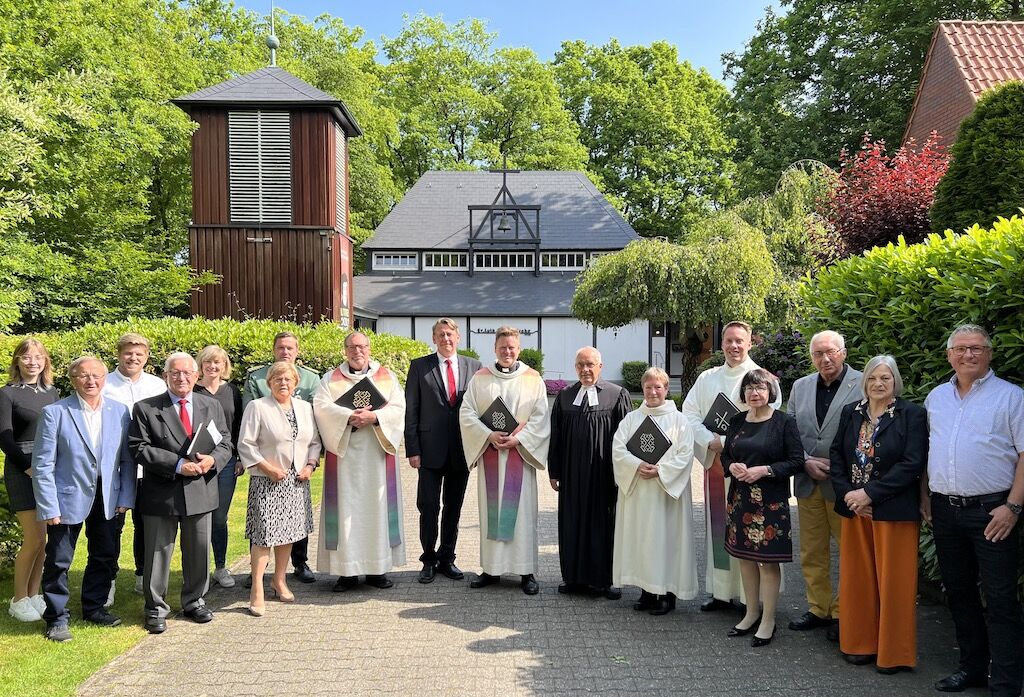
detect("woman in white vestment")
[612,367,697,615]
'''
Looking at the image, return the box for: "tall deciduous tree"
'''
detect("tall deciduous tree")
[724,0,1015,197]
[553,40,736,239]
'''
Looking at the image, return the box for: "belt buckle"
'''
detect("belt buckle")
[947,495,966,507]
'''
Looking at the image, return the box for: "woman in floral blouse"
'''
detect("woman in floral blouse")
[830,355,927,674]
[721,368,804,647]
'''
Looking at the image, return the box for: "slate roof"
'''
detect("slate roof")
[353,272,580,316]
[172,67,362,136]
[939,20,1024,97]
[363,170,639,251]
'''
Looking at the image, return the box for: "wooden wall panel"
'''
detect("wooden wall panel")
[190,109,229,225]
[291,110,332,227]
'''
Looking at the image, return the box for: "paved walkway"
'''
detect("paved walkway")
[78,460,959,697]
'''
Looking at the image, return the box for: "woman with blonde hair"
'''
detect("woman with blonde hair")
[194,345,244,589]
[1,339,59,622]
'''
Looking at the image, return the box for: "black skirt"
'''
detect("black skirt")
[3,443,37,511]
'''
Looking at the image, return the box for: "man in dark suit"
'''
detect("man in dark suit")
[404,318,482,583]
[32,357,136,642]
[129,352,232,634]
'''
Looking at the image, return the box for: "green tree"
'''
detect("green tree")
[724,0,1016,197]
[553,40,736,239]
[930,81,1024,234]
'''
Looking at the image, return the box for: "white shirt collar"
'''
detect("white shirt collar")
[573,383,599,407]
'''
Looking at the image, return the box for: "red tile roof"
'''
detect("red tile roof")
[939,20,1024,99]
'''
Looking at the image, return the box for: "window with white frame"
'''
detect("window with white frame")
[473,252,535,270]
[228,110,292,224]
[589,251,611,266]
[540,252,586,270]
[423,252,468,270]
[373,253,418,271]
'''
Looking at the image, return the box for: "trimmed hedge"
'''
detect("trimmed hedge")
[519,348,544,375]
[621,361,648,392]
[799,216,1024,596]
[0,318,430,571]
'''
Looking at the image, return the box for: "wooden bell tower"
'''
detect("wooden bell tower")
[173,66,361,326]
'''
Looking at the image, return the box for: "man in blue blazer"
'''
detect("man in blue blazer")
[32,356,135,642]
[404,318,481,583]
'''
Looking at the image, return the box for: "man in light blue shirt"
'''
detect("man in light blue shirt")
[922,324,1024,696]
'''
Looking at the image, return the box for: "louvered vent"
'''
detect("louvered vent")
[228,110,292,224]
[334,123,347,231]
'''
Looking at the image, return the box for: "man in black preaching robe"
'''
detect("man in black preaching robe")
[549,347,632,598]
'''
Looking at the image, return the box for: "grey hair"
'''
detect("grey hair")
[574,346,602,364]
[163,351,198,372]
[860,355,904,401]
[67,356,108,379]
[809,330,846,353]
[641,366,670,388]
[946,324,991,349]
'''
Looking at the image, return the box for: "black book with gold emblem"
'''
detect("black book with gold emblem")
[702,392,740,436]
[334,376,387,410]
[480,395,519,433]
[625,415,672,464]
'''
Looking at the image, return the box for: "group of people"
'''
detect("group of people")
[2,319,1021,697]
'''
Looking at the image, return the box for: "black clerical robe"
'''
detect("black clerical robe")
[549,379,633,588]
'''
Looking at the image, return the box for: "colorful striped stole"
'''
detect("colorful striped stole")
[705,453,731,571]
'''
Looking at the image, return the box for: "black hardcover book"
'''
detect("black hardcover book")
[625,415,672,464]
[185,420,223,461]
[480,395,519,433]
[702,392,741,436]
[334,376,387,410]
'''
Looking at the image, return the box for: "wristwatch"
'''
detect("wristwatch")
[764,465,775,478]
[1007,501,1023,516]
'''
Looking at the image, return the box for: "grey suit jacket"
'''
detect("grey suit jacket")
[786,366,862,500]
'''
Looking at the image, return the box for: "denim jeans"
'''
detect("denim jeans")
[211,457,238,568]
[931,494,1023,697]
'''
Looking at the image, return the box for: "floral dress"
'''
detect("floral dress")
[722,410,804,563]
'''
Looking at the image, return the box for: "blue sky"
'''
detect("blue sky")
[237,0,783,79]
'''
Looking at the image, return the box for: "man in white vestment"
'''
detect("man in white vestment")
[681,321,782,611]
[313,332,406,592]
[460,326,550,595]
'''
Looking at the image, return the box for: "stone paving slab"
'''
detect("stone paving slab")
[78,460,958,697]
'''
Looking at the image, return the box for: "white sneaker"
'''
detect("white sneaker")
[30,594,45,615]
[104,579,115,608]
[212,567,235,588]
[133,575,143,595]
[9,596,42,622]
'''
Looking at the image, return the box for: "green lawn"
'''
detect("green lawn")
[0,466,322,697]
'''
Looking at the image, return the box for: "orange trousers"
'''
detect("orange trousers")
[838,515,920,668]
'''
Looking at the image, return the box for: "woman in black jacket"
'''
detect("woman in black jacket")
[830,355,928,675]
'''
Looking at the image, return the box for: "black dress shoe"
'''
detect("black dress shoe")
[604,586,622,600]
[557,583,576,594]
[633,590,655,611]
[826,621,840,643]
[365,574,393,589]
[728,616,762,637]
[470,573,500,589]
[332,575,359,592]
[145,617,166,634]
[649,594,675,615]
[934,670,988,692]
[700,597,732,612]
[520,574,539,595]
[788,611,831,631]
[436,562,464,580]
[751,626,777,648]
[843,653,876,666]
[84,610,122,627]
[876,665,913,675]
[292,562,315,584]
[418,563,436,584]
[183,605,214,623]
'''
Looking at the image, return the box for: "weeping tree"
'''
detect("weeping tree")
[571,213,779,388]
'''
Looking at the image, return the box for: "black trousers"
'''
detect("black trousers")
[291,535,309,568]
[41,489,120,626]
[932,494,1023,697]
[417,454,470,565]
[114,479,146,577]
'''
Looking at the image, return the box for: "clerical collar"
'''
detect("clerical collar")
[573,383,600,407]
[495,362,520,374]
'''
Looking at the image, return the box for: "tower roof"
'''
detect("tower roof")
[173,66,362,136]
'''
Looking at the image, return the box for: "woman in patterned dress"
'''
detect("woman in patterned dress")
[721,368,803,647]
[238,361,321,616]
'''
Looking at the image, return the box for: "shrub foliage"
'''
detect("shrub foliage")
[621,361,648,392]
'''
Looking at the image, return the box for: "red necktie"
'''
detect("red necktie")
[179,398,193,437]
[445,359,457,406]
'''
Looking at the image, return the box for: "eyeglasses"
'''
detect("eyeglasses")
[167,370,196,379]
[73,373,105,381]
[345,343,370,352]
[811,348,843,360]
[744,385,770,393]
[949,345,990,356]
